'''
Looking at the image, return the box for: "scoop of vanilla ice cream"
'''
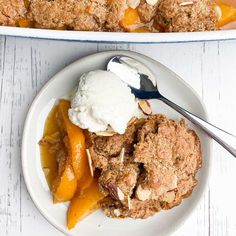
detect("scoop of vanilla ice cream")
[68,70,139,134]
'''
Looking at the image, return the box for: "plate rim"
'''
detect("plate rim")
[21,50,213,236]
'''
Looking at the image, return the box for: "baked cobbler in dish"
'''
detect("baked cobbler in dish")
[1,0,236,32]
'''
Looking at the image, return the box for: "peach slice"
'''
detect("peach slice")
[215,0,236,8]
[52,162,77,203]
[58,100,93,188]
[218,3,236,27]
[17,18,34,28]
[120,8,140,29]
[67,178,104,229]
[41,100,93,203]
[133,27,150,33]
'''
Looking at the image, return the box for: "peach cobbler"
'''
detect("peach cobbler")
[39,70,202,229]
[1,0,236,32]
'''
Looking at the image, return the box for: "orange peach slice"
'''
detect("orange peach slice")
[67,178,104,229]
[133,27,150,33]
[58,100,93,187]
[52,163,77,203]
[120,8,140,29]
[17,18,33,28]
[218,3,236,27]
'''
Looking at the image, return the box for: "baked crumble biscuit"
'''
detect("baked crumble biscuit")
[99,161,140,197]
[155,0,218,32]
[29,0,129,31]
[0,0,27,26]
[29,0,128,31]
[30,0,108,30]
[86,115,202,219]
[105,0,127,31]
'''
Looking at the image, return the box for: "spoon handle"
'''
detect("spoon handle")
[160,96,236,157]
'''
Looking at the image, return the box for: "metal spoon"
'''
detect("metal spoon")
[107,55,236,157]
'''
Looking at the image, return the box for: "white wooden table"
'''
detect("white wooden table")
[0,36,236,236]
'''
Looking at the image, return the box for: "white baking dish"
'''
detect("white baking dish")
[1,26,236,43]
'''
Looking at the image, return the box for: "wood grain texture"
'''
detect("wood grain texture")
[0,36,236,236]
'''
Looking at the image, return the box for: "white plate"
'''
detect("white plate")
[22,50,212,236]
[1,26,236,43]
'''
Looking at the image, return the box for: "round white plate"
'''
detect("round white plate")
[22,50,212,236]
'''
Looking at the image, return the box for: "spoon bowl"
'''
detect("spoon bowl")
[107,56,157,92]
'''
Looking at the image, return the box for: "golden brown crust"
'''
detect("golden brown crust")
[29,0,126,31]
[155,0,218,32]
[86,115,202,219]
[30,0,108,30]
[105,0,127,31]
[0,0,27,26]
